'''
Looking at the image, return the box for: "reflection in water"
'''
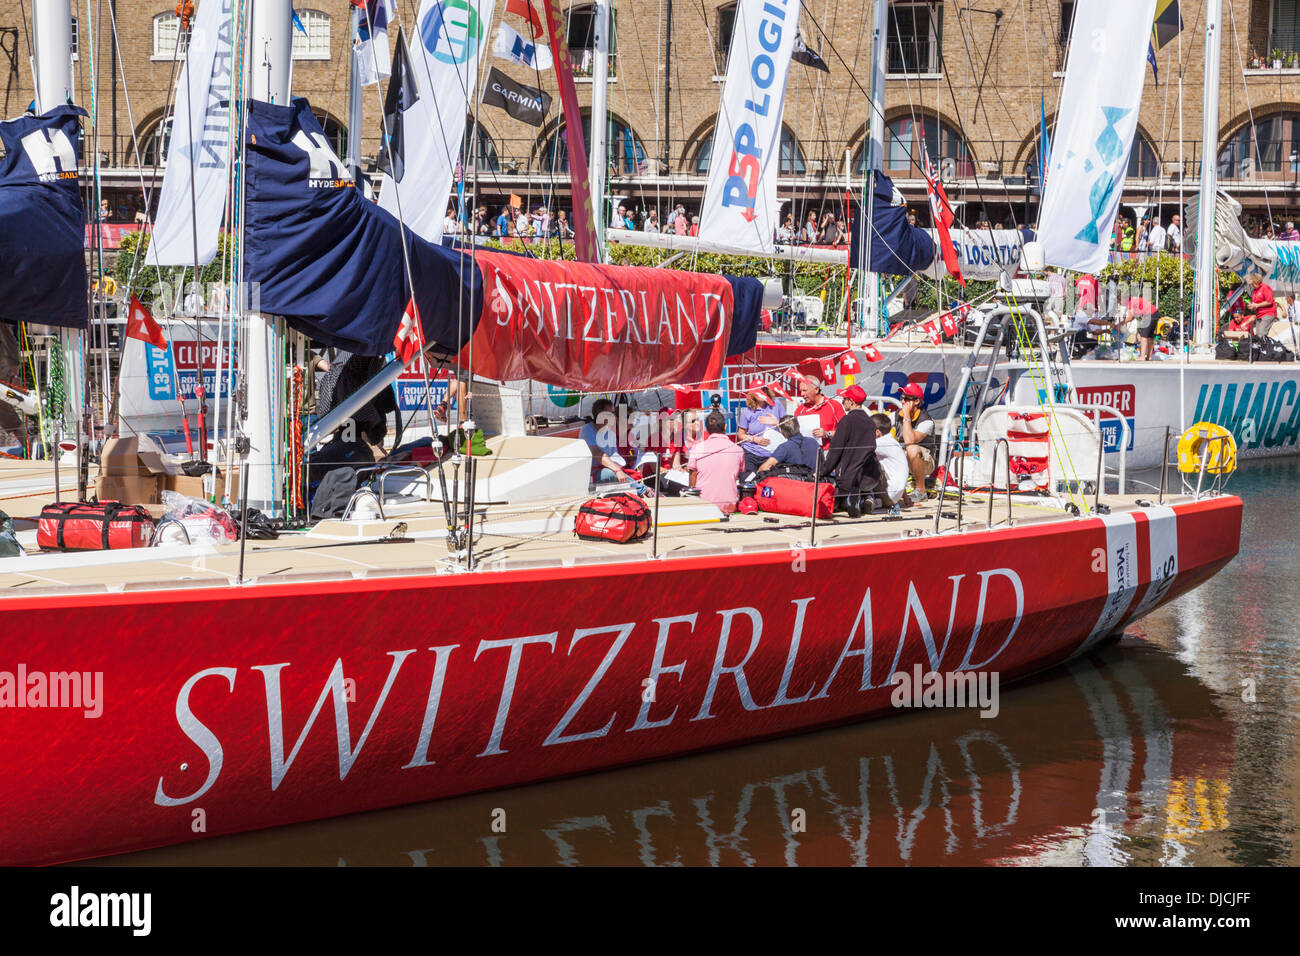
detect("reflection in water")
[100,462,1298,867]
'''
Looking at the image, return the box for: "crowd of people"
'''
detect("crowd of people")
[1108,213,1184,258]
[579,379,940,519]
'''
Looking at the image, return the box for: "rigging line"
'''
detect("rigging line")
[1226,0,1274,229]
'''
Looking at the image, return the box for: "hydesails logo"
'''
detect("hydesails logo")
[20,127,77,182]
[292,129,351,188]
[421,0,484,64]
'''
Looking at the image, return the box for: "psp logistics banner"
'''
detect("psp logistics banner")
[699,0,798,254]
[464,250,737,391]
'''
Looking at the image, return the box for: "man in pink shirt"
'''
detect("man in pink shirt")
[687,410,744,513]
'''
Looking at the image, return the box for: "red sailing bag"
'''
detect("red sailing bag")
[37,501,155,552]
[574,493,651,543]
[755,476,835,519]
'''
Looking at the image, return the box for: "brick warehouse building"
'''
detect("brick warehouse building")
[6,0,1300,233]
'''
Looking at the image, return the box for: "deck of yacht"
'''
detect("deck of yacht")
[0,450,1187,597]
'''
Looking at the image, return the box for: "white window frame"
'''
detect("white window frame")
[292,10,331,61]
[152,12,186,61]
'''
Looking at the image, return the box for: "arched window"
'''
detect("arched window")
[292,10,331,60]
[539,113,645,175]
[152,12,185,60]
[691,127,807,175]
[568,3,616,77]
[312,110,346,158]
[1218,113,1300,180]
[854,116,972,179]
[466,120,499,171]
[1024,130,1158,181]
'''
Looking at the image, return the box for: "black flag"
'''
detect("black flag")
[377,27,419,182]
[480,67,552,128]
[791,31,829,72]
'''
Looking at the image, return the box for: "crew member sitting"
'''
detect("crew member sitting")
[687,410,744,513]
[1227,271,1276,341]
[871,413,910,509]
[756,415,821,476]
[581,398,631,483]
[736,385,785,472]
[821,385,880,518]
[894,383,938,497]
[794,375,845,449]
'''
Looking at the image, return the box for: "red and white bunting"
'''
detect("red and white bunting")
[393,298,424,366]
[839,351,862,374]
[862,343,883,362]
[940,312,960,337]
[924,322,943,346]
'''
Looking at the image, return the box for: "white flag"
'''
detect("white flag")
[148,0,235,267]
[1038,0,1158,273]
[379,0,496,242]
[355,0,394,87]
[699,0,798,254]
[493,21,553,70]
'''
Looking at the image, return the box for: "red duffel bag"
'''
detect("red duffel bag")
[574,492,651,543]
[755,475,835,519]
[37,501,155,552]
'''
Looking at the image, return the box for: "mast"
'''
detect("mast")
[31,0,72,112]
[588,0,611,255]
[244,0,293,513]
[1192,0,1222,349]
[860,0,887,339]
[345,4,363,174]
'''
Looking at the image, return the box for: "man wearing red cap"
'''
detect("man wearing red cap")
[894,382,938,495]
[821,384,880,517]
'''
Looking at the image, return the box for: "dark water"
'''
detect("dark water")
[102,462,1300,866]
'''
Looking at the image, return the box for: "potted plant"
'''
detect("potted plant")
[1251,50,1262,69]
[1273,48,1284,68]
[1290,51,1299,68]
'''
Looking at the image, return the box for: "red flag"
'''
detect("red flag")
[839,351,862,374]
[820,357,838,383]
[506,0,544,38]
[924,159,965,288]
[769,381,791,402]
[125,295,167,351]
[394,298,424,366]
[862,343,883,363]
[940,312,960,337]
[957,301,972,320]
[541,1,600,263]
[924,322,942,346]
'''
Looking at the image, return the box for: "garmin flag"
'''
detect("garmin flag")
[148,0,235,267]
[481,66,551,127]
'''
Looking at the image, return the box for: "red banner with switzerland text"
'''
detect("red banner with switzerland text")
[465,251,736,390]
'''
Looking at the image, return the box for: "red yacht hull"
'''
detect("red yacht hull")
[0,497,1240,864]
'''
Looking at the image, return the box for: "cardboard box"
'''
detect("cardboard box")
[95,474,162,505]
[161,468,238,503]
[99,436,167,477]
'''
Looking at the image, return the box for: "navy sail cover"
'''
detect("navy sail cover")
[847,172,937,277]
[0,105,89,329]
[243,99,761,376]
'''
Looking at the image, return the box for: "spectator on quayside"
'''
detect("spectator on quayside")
[794,375,845,449]
[821,385,880,518]
[819,211,839,245]
[674,206,689,236]
[756,415,821,476]
[802,211,820,244]
[776,214,795,243]
[894,382,938,497]
[689,216,701,237]
[615,204,630,229]
[496,205,511,238]
[643,209,660,233]
[443,208,459,236]
[581,398,631,483]
[1228,271,1277,340]
[1148,216,1167,253]
[556,209,573,239]
[1167,213,1183,251]
[1283,221,1300,241]
[514,207,531,239]
[871,412,910,509]
[687,410,744,513]
[735,385,785,472]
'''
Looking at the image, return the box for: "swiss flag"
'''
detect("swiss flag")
[769,381,791,402]
[924,322,943,345]
[940,312,960,337]
[506,0,544,38]
[125,295,167,351]
[839,351,861,374]
[393,298,424,366]
[862,343,883,363]
[957,301,972,320]
[819,357,838,384]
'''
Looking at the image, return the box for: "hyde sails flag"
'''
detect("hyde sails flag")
[699,0,799,254]
[482,67,551,127]
[148,0,235,268]
[0,105,88,329]
[379,0,496,243]
[355,0,394,86]
[493,21,553,70]
[1038,0,1157,273]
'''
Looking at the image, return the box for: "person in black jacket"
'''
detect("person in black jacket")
[821,385,881,517]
